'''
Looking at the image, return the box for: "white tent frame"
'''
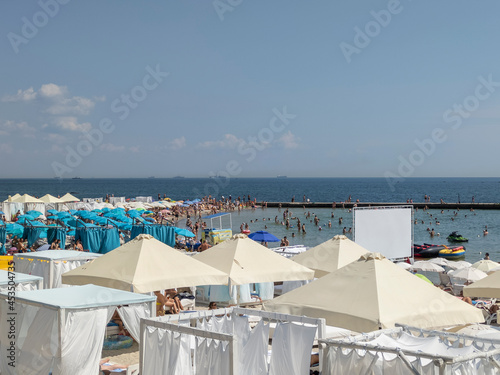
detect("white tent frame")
[0,270,43,291]
[0,287,156,374]
[319,324,500,375]
[14,252,100,289]
[139,306,326,375]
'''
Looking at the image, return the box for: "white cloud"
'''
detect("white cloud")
[100,143,125,152]
[46,96,95,115]
[0,120,36,138]
[1,87,37,102]
[196,134,243,150]
[53,117,92,132]
[44,133,68,144]
[168,136,186,150]
[39,83,67,98]
[129,146,140,153]
[3,83,100,119]
[277,131,301,149]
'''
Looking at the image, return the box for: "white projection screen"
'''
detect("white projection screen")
[354,206,413,260]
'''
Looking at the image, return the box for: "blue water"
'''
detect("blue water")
[0,177,499,203]
[1,177,499,263]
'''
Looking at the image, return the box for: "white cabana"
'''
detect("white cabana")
[140,307,325,375]
[0,285,155,375]
[14,250,101,289]
[11,194,43,203]
[0,270,43,292]
[264,253,484,332]
[320,325,500,375]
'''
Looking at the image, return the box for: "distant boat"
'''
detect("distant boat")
[277,175,287,179]
[72,177,82,180]
[173,176,185,179]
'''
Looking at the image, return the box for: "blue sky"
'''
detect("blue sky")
[1,0,500,178]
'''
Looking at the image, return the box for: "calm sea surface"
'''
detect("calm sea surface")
[1,177,499,263]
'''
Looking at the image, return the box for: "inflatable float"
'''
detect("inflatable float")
[241,230,251,234]
[439,246,466,259]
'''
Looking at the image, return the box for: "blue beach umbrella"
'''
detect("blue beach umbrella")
[47,215,58,220]
[18,214,35,220]
[248,230,280,242]
[26,210,43,217]
[0,211,5,215]
[143,210,154,215]
[101,207,111,213]
[127,210,141,218]
[92,209,103,213]
[57,212,71,219]
[69,209,78,215]
[47,209,59,215]
[174,227,195,238]
[6,223,24,236]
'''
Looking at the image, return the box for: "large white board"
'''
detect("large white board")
[354,206,412,259]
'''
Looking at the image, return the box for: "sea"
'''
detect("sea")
[1,177,499,264]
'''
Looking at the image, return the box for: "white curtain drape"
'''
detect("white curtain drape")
[54,308,109,375]
[15,258,50,287]
[268,322,317,375]
[0,281,38,294]
[143,326,192,375]
[0,302,58,375]
[197,314,232,334]
[52,260,87,288]
[233,315,269,375]
[195,336,230,375]
[117,303,151,342]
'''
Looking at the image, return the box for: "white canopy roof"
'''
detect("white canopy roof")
[264,253,484,332]
[62,234,228,292]
[7,284,155,309]
[0,270,43,286]
[292,235,371,277]
[3,193,21,203]
[39,194,64,203]
[193,234,314,285]
[60,193,80,202]
[14,250,101,262]
[12,194,43,203]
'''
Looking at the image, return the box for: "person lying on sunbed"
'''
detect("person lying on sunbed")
[100,358,129,374]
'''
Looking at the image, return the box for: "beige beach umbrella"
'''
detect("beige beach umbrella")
[12,194,43,203]
[446,260,472,270]
[291,235,370,278]
[449,267,488,283]
[61,234,228,293]
[264,253,484,332]
[428,258,449,267]
[471,259,499,273]
[39,194,64,203]
[193,234,314,285]
[464,270,500,299]
[396,262,412,270]
[59,193,80,202]
[410,261,445,273]
[487,265,500,275]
